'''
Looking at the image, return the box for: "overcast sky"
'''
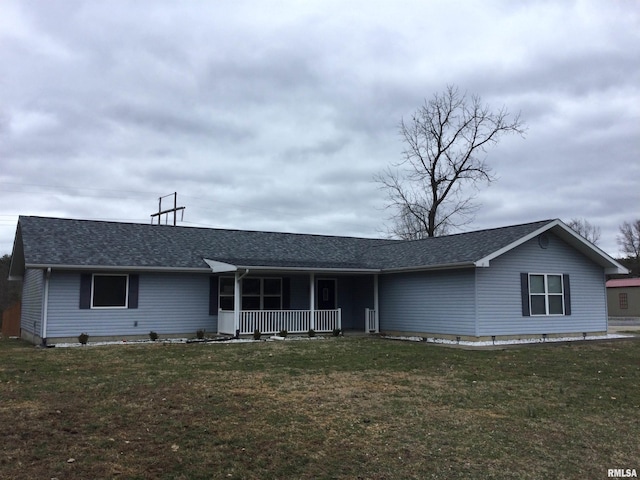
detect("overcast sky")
[1,0,638,258]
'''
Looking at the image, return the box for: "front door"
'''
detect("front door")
[317,279,337,310]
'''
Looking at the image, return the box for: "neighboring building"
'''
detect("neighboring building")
[606,278,640,320]
[8,216,628,345]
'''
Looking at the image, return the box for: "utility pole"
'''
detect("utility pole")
[150,192,185,226]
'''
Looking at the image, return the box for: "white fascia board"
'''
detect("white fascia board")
[381,262,476,274]
[203,259,238,273]
[234,265,381,274]
[25,263,212,274]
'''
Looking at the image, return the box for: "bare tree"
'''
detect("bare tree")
[375,85,525,238]
[566,218,601,245]
[618,220,640,261]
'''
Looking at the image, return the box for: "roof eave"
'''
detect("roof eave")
[382,261,476,274]
[24,263,213,274]
[235,265,381,274]
[8,221,25,280]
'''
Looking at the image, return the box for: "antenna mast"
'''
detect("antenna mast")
[150,192,185,226]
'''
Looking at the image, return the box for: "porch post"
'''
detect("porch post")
[373,273,379,333]
[309,272,315,330]
[233,271,241,336]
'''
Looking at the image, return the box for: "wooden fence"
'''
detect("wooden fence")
[1,302,21,337]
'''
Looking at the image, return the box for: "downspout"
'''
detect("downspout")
[42,267,51,346]
[233,269,250,337]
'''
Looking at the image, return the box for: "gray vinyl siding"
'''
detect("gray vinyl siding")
[21,268,44,336]
[288,274,311,310]
[45,271,215,339]
[476,233,607,336]
[379,269,476,336]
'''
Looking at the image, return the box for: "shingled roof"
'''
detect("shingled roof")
[9,216,628,278]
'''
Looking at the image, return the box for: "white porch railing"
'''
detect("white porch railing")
[365,308,378,333]
[218,309,341,335]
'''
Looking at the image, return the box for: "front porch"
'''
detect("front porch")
[212,270,379,336]
[218,309,344,335]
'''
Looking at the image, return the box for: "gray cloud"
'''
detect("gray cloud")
[1,0,638,257]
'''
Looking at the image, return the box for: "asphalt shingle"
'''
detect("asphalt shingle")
[15,216,554,272]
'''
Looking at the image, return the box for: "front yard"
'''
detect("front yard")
[1,336,638,479]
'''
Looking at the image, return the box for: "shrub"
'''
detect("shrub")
[308,329,316,338]
[253,329,261,340]
[332,328,342,337]
[149,331,159,341]
[278,329,288,338]
[196,329,206,340]
[78,333,89,345]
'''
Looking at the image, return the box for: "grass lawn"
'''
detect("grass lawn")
[1,336,639,479]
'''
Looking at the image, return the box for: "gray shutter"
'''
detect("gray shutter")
[209,277,219,315]
[563,274,571,315]
[80,274,92,309]
[520,273,530,317]
[128,274,139,309]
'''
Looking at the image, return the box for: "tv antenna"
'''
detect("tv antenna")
[150,192,185,226]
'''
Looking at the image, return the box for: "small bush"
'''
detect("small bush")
[196,329,206,340]
[253,329,261,340]
[278,329,288,338]
[308,329,316,338]
[332,328,342,337]
[149,331,159,341]
[78,333,89,345]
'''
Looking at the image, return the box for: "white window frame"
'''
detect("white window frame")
[528,273,565,316]
[218,277,236,311]
[219,277,282,311]
[91,273,129,309]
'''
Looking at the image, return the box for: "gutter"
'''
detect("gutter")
[25,264,212,274]
[380,261,477,274]
[235,265,381,274]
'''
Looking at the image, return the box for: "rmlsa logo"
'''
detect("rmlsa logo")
[608,469,638,478]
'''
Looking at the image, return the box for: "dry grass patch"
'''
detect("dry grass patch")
[0,337,639,479]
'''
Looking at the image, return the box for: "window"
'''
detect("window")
[80,273,138,310]
[219,277,235,311]
[619,293,628,310]
[92,274,128,308]
[219,277,282,311]
[528,274,564,315]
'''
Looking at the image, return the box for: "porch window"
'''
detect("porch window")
[219,277,282,310]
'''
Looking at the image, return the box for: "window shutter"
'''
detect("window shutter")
[282,277,291,310]
[128,275,139,309]
[520,273,530,317]
[80,274,92,309]
[209,276,219,315]
[563,274,571,315]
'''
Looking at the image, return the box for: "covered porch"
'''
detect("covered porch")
[206,261,380,336]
